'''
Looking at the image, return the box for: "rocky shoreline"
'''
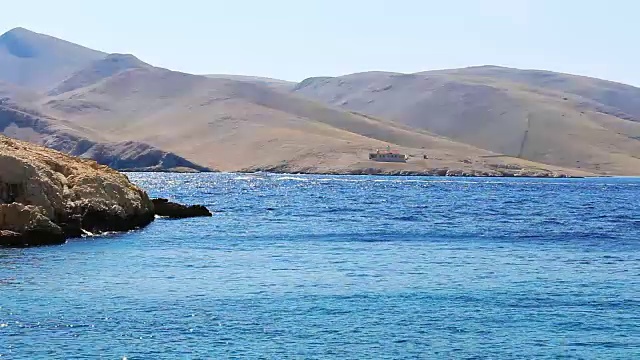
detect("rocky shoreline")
[0,131,587,247]
[239,166,585,178]
[119,168,588,178]
[0,135,210,248]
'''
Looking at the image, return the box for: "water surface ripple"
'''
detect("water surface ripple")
[1,174,639,359]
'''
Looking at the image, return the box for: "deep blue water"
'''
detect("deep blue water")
[1,173,639,359]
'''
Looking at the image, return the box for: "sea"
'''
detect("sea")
[1,173,639,359]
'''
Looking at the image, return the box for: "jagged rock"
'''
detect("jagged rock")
[0,203,65,246]
[0,134,154,247]
[152,198,212,219]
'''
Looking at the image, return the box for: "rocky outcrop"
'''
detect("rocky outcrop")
[0,203,65,246]
[152,198,212,218]
[0,134,155,247]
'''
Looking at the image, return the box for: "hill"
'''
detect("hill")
[0,27,604,176]
[34,62,585,177]
[49,53,151,96]
[0,28,105,91]
[205,74,295,92]
[293,67,640,175]
[426,66,640,121]
[0,101,211,172]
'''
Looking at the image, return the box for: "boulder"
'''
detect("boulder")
[0,203,65,246]
[152,198,212,218]
[0,134,154,247]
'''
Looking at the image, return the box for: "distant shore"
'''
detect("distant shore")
[122,168,590,178]
[244,170,588,178]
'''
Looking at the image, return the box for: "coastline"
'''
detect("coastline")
[0,135,212,248]
[234,164,593,178]
[242,170,588,179]
[124,168,592,178]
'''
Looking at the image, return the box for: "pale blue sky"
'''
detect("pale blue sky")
[1,0,639,85]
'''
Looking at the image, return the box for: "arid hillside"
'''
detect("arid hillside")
[0,99,210,172]
[1,27,633,176]
[205,74,295,92]
[293,68,640,175]
[0,27,105,91]
[34,60,584,176]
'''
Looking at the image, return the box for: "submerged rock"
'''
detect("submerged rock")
[0,134,154,247]
[152,198,212,218]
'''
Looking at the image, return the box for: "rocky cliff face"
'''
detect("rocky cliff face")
[0,134,155,247]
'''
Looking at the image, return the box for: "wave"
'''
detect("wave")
[275,176,309,181]
[232,175,265,181]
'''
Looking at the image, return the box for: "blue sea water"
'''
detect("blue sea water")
[1,173,639,359]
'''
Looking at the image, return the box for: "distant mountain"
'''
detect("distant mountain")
[0,27,621,176]
[0,71,557,176]
[0,28,210,171]
[44,66,563,175]
[205,74,295,92]
[49,53,151,96]
[293,67,640,175]
[426,66,640,121]
[0,28,105,91]
[0,101,210,172]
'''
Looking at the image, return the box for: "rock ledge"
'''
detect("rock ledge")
[0,135,154,247]
[152,198,213,218]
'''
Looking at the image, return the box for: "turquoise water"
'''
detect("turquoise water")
[1,174,639,359]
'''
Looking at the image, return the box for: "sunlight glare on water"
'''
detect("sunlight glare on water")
[1,173,639,359]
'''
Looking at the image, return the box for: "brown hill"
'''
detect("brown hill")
[426,66,640,121]
[205,74,295,92]
[0,28,605,176]
[0,28,105,91]
[293,68,640,175]
[0,101,211,172]
[49,53,151,96]
[30,62,587,177]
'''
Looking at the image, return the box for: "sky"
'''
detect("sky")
[1,0,639,85]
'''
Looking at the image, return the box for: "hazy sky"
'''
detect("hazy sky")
[1,0,639,85]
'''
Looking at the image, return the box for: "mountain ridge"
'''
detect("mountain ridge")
[32,63,584,176]
[49,53,151,96]
[0,100,212,172]
[0,27,106,90]
[0,27,637,176]
[293,67,640,175]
